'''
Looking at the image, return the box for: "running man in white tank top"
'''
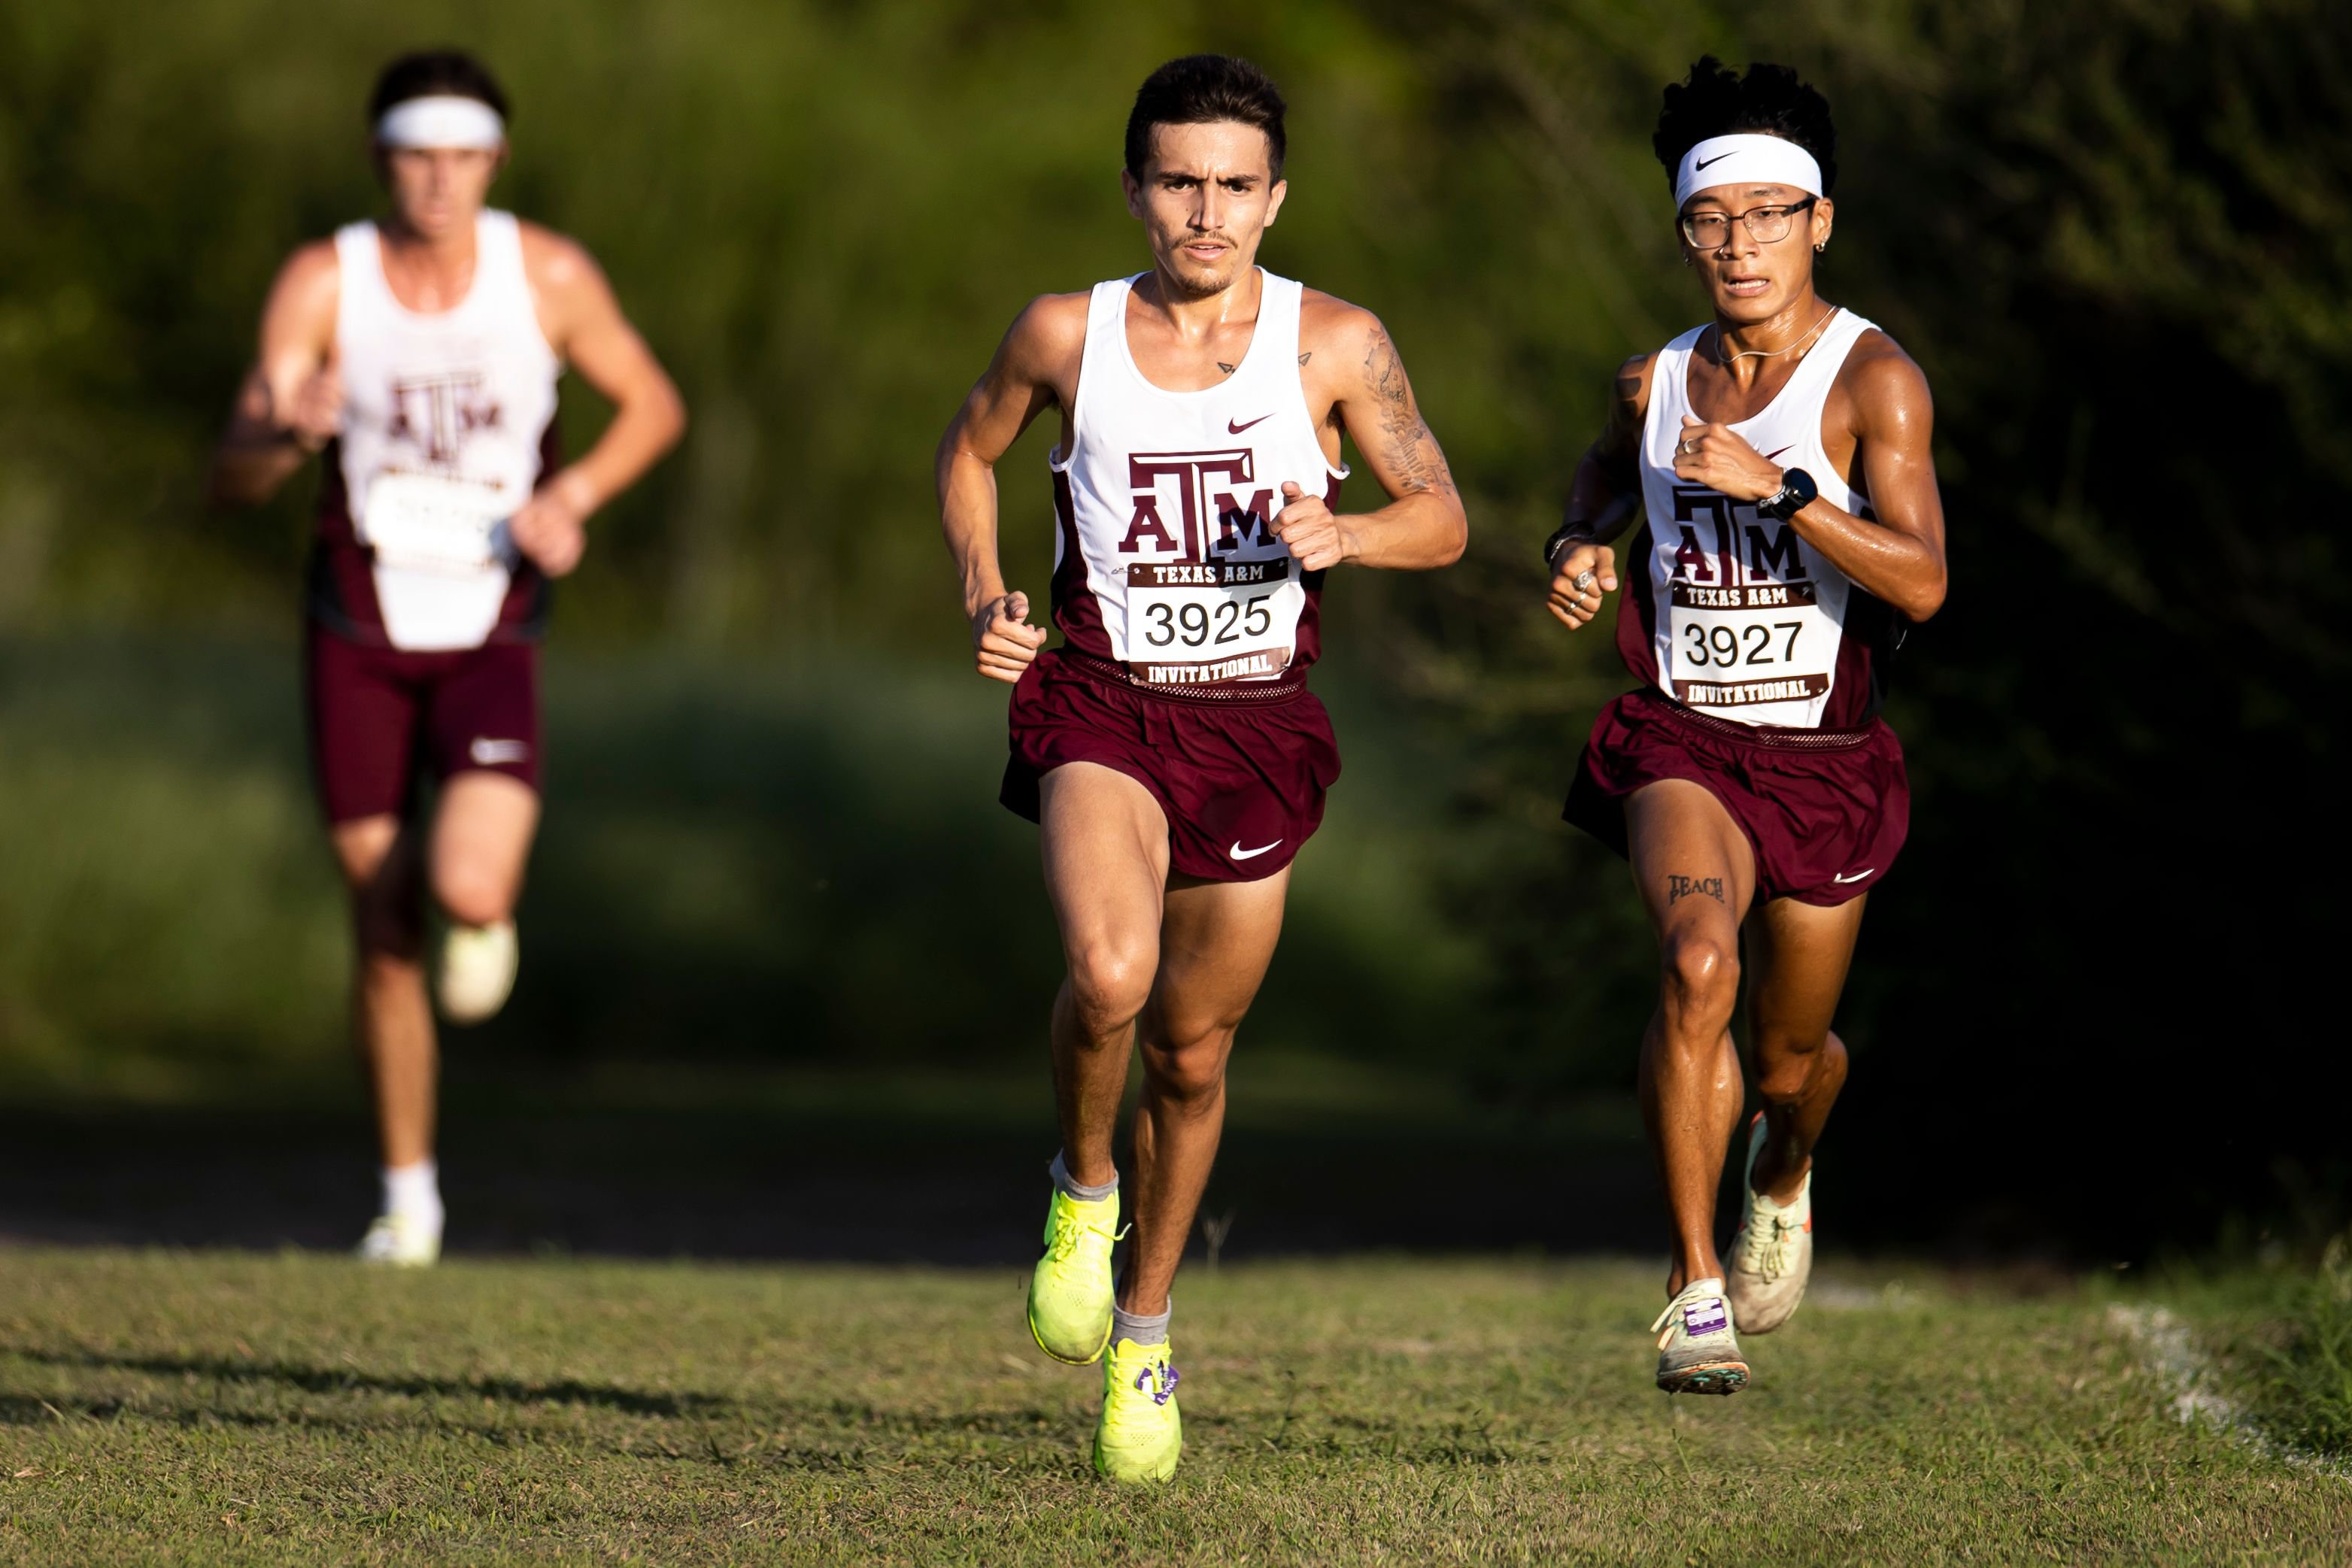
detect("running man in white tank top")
[936,56,1467,1482]
[211,52,685,1267]
[1543,59,1949,1396]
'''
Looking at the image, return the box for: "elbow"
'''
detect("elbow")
[1903,569,1948,623]
[655,381,688,453]
[1438,514,1468,567]
[1428,496,1468,568]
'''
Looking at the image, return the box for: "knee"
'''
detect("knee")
[1753,1027,1843,1104]
[351,881,424,961]
[1144,1026,1232,1111]
[1066,941,1155,1039]
[433,862,514,930]
[1660,931,1739,1030]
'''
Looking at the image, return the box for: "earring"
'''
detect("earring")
[1814,242,1826,253]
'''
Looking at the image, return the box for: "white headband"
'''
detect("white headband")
[1674,134,1822,209]
[375,95,505,151]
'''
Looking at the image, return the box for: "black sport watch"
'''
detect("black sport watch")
[1542,524,1594,569]
[1757,466,1817,521]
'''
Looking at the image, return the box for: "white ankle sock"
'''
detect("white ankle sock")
[382,1160,444,1232]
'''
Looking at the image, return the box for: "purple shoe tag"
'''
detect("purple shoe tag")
[1683,1297,1728,1336]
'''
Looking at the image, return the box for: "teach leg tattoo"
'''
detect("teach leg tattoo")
[1666,875,1725,905]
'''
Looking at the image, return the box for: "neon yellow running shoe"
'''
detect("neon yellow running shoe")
[1027,1186,1120,1364]
[1094,1336,1182,1483]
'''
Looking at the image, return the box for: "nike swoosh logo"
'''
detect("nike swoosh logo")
[1760,446,1794,462]
[1228,414,1272,434]
[1694,152,1737,171]
[1229,839,1284,860]
[1832,869,1874,884]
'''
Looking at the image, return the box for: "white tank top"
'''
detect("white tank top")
[1048,269,1347,688]
[1631,308,1884,729]
[332,210,559,651]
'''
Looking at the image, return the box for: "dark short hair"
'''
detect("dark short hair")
[367,50,511,126]
[1652,56,1837,196]
[1124,54,1287,180]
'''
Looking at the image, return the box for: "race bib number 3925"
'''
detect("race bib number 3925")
[1119,558,1300,685]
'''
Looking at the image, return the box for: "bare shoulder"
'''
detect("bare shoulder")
[1840,328,1932,417]
[516,220,609,296]
[262,238,340,341]
[272,238,341,305]
[1297,288,1385,367]
[999,290,1091,381]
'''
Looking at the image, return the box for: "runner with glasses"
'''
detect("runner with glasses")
[1543,56,1948,1394]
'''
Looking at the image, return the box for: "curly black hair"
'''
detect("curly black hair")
[1652,56,1836,196]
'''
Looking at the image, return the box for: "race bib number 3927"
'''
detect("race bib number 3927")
[1119,558,1300,685]
[1658,486,1841,713]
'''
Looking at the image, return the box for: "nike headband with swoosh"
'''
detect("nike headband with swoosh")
[375,96,506,151]
[1674,134,1822,209]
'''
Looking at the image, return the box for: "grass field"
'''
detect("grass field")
[3,1251,2344,1564]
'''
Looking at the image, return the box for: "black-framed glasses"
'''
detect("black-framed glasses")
[1680,197,1816,249]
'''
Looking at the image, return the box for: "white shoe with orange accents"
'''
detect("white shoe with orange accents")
[1652,1277,1747,1394]
[1725,1112,1814,1334]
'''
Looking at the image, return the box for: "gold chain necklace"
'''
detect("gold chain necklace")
[1712,303,1837,366]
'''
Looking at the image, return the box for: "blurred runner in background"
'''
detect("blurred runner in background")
[937,54,1467,1482]
[212,50,684,1266]
[1545,56,1947,1394]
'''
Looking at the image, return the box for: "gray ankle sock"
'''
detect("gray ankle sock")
[1049,1151,1117,1203]
[1112,1299,1171,1348]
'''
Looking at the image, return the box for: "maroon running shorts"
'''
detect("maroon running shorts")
[1564,687,1907,908]
[305,623,542,824]
[1001,649,1341,883]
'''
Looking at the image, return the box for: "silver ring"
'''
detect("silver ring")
[1573,570,1598,592]
[1680,438,1697,456]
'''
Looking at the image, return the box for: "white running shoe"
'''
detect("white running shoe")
[1651,1276,1747,1394]
[357,1212,442,1267]
[1726,1111,1814,1334]
[435,919,517,1024]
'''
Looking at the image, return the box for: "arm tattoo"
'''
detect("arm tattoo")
[1665,875,1725,905]
[1217,361,1237,376]
[1297,351,1312,365]
[1361,328,1458,499]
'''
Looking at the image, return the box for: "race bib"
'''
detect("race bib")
[1667,577,1835,710]
[1118,558,1301,685]
[358,472,512,576]
[1653,490,1847,723]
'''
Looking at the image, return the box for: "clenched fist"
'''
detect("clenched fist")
[972,590,1048,684]
[1671,414,1785,503]
[510,472,596,578]
[1270,481,1354,572]
[1546,538,1619,630]
[278,363,345,454]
